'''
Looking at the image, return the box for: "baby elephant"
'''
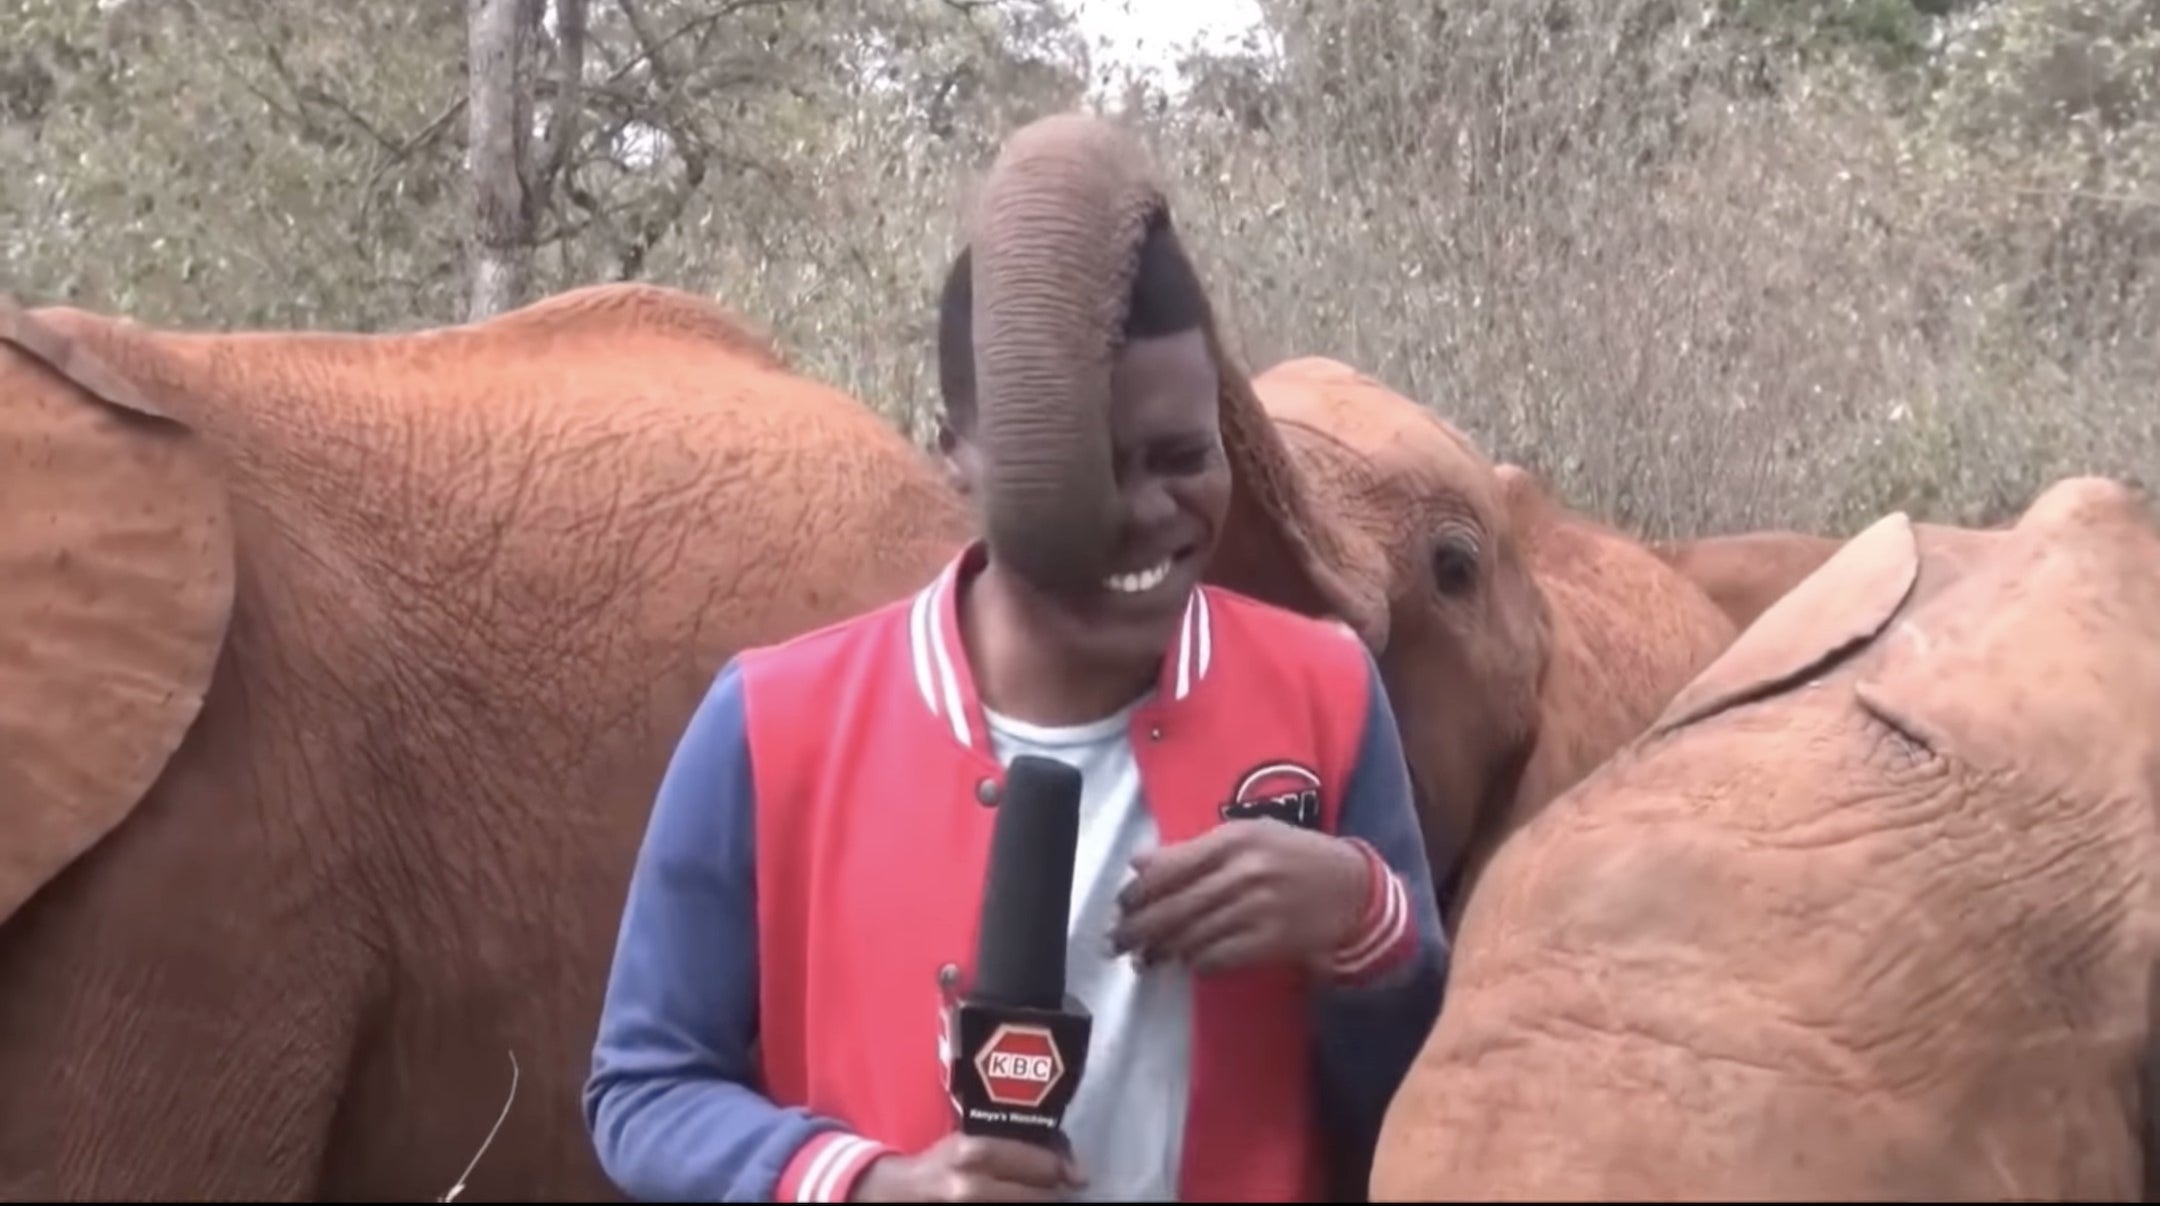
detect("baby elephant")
[1373,475,2160,1202]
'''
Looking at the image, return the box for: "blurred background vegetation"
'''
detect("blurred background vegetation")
[5,0,2156,538]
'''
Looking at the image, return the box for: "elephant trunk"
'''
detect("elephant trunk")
[968,115,1165,594]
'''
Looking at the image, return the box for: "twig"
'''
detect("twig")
[439,1051,521,1204]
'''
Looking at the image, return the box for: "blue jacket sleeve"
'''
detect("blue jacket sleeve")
[583,659,871,1202]
[1310,646,1452,1201]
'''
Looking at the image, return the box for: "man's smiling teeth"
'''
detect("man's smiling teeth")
[1105,558,1173,595]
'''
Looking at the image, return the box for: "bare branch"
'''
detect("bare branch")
[535,0,587,196]
[604,0,710,279]
[356,96,470,232]
[597,0,787,91]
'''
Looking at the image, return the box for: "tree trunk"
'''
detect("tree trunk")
[465,0,536,321]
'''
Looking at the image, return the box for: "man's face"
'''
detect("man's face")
[949,327,1233,669]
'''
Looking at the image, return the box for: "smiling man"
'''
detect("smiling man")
[582,114,1445,1204]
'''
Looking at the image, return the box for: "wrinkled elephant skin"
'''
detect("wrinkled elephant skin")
[0,293,1736,1202]
[1371,476,2160,1201]
[1652,528,1848,631]
[1247,358,1739,913]
[0,284,975,1202]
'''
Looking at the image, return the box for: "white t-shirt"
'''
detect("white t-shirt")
[982,697,1193,1202]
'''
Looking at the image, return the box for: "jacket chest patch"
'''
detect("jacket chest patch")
[1217,759,1326,831]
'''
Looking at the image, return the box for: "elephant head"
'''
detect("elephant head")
[958,113,1390,642]
[1241,358,1738,909]
[1235,358,1550,894]
[1370,475,2160,1201]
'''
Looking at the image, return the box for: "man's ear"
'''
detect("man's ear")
[935,422,976,498]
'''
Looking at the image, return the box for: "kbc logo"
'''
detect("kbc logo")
[973,1023,1065,1109]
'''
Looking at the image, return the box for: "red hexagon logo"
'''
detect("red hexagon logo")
[973,1023,1065,1109]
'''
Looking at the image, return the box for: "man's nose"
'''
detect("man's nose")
[1122,475,1179,529]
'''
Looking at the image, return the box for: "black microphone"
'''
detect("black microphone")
[942,754,1094,1147]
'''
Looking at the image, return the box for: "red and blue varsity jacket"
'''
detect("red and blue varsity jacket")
[583,543,1449,1202]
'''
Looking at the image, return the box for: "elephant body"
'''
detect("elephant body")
[1370,475,2160,1201]
[1652,528,1848,631]
[0,281,1739,1200]
[1478,463,1741,895]
[0,284,973,1200]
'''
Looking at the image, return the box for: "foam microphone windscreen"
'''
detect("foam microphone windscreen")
[970,754,1084,1012]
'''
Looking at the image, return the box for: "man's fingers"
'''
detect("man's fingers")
[1184,925,1275,976]
[955,1136,1076,1192]
[1113,859,1242,958]
[1150,892,1267,970]
[1119,823,1243,913]
[1048,1132,1088,1186]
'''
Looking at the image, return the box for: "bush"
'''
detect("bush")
[7,0,2154,539]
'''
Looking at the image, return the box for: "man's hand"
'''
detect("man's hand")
[1109,819,1372,975]
[849,1133,1086,1203]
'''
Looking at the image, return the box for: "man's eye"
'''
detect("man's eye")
[1154,446,1213,475]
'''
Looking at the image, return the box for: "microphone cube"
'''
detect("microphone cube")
[945,995,1094,1144]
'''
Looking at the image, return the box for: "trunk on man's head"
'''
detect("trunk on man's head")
[965,113,1395,650]
[967,115,1163,595]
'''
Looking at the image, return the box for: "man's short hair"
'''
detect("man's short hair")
[936,212,1209,438]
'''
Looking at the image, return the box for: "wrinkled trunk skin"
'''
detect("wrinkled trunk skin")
[968,117,1154,594]
[970,266,1120,595]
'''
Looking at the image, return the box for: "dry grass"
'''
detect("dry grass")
[693,0,2159,543]
[435,1051,519,1203]
[14,0,2151,543]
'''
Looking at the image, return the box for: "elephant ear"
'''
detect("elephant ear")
[1649,511,1918,736]
[1215,356,1402,652]
[0,299,235,925]
[1210,336,1393,652]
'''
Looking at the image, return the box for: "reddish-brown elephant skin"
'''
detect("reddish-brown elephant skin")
[0,284,974,1201]
[0,277,1741,1200]
[1652,528,1847,632]
[1372,476,2160,1202]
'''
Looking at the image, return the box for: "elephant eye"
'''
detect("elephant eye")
[1430,534,1480,597]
